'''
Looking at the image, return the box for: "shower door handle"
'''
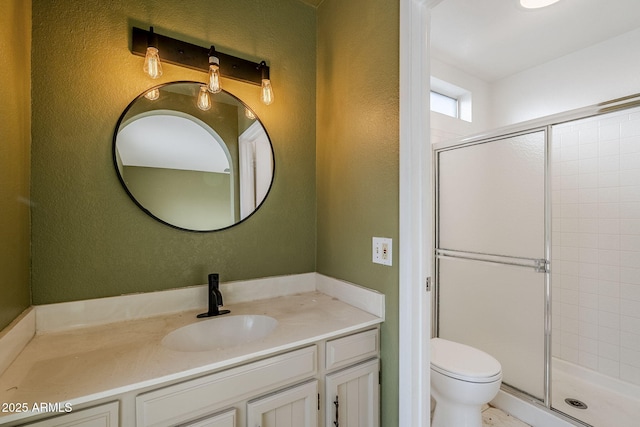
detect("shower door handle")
[436,248,548,273]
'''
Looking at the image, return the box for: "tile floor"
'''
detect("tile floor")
[482,405,531,427]
[431,399,531,427]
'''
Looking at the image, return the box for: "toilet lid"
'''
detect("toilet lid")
[430,338,502,383]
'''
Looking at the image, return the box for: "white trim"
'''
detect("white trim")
[399,0,433,425]
[238,135,255,219]
[239,121,273,220]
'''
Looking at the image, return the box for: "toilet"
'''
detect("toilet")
[430,338,502,427]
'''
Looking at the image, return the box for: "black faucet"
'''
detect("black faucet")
[197,273,231,318]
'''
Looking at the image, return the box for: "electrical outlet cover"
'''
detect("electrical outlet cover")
[372,237,392,266]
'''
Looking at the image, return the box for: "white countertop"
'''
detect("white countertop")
[0,289,382,424]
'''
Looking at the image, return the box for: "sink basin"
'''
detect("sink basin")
[162,315,278,352]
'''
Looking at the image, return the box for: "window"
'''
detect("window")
[430,91,458,118]
[430,76,472,122]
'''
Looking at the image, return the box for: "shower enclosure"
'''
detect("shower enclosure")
[433,97,640,427]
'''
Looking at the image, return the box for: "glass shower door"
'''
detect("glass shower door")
[438,257,546,399]
[436,130,547,400]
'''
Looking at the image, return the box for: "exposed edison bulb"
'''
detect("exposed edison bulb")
[143,47,162,79]
[208,64,221,93]
[245,108,256,120]
[197,86,212,111]
[144,88,160,100]
[258,62,274,106]
[261,79,274,106]
[208,61,221,93]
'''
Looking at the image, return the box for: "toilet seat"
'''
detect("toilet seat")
[431,338,502,383]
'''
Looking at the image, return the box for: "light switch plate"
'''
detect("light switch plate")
[372,237,392,266]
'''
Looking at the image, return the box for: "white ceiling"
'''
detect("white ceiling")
[431,0,640,82]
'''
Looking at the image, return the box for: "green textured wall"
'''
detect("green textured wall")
[316,0,400,426]
[0,0,32,330]
[30,0,317,304]
[122,167,233,230]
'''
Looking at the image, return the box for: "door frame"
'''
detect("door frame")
[398,0,440,425]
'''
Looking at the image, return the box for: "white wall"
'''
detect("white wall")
[491,27,640,128]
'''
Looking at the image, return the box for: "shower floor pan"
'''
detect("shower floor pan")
[552,359,640,427]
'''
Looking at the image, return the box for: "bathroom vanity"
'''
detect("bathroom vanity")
[0,276,383,427]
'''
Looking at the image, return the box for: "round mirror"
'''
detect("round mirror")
[113,82,275,232]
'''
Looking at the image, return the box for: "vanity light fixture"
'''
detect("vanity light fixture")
[131,27,274,105]
[197,85,212,111]
[519,0,561,8]
[142,27,163,79]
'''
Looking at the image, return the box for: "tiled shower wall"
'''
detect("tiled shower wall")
[551,107,640,386]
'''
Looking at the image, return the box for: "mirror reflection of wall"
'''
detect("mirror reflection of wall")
[113,82,274,232]
[117,113,235,230]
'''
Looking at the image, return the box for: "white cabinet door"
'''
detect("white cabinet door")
[325,359,379,427]
[247,380,318,427]
[21,402,118,427]
[180,408,236,427]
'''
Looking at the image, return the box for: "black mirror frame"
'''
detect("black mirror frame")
[112,81,275,232]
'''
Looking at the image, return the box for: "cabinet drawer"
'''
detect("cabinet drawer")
[325,329,378,371]
[21,402,119,427]
[136,346,317,427]
[178,408,236,427]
